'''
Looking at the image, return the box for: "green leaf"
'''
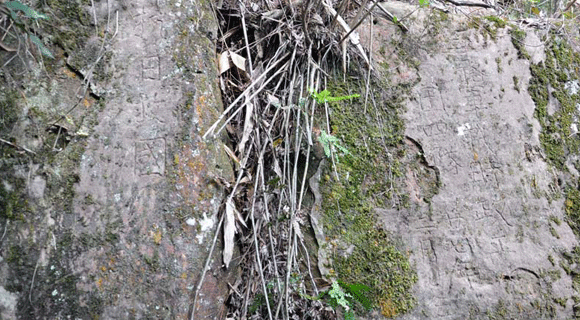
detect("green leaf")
[319,130,333,158]
[6,1,48,19]
[29,35,54,59]
[339,281,373,311]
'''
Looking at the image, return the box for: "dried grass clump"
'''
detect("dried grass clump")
[194,1,390,319]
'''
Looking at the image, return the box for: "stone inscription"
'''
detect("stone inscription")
[135,138,166,176]
[394,31,576,319]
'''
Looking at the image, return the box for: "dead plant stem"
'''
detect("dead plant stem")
[250,158,274,320]
[203,56,289,138]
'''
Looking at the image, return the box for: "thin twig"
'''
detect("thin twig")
[373,1,410,32]
[0,220,8,245]
[90,0,98,36]
[51,125,62,151]
[29,261,39,304]
[556,0,577,17]
[442,0,494,8]
[203,54,289,139]
[239,2,253,77]
[364,11,373,112]
[250,159,274,320]
[0,137,36,154]
[338,0,379,45]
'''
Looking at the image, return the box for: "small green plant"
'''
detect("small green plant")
[1,1,53,58]
[324,280,373,319]
[298,280,372,319]
[310,89,360,104]
[310,89,359,163]
[318,129,350,160]
[328,281,356,320]
[419,0,430,7]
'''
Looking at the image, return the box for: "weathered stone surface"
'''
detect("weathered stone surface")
[0,0,234,318]
[363,6,579,319]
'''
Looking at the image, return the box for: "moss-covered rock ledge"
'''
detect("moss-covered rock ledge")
[314,72,419,317]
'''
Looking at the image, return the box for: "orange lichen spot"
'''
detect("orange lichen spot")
[96,277,103,289]
[62,67,76,78]
[379,299,398,318]
[195,95,207,118]
[180,272,188,279]
[101,266,107,272]
[83,98,91,108]
[187,158,205,173]
[153,229,162,245]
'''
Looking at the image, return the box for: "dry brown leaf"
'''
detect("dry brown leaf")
[223,198,237,268]
[218,51,231,74]
[223,144,240,166]
[230,51,247,73]
[218,50,248,76]
[237,99,254,155]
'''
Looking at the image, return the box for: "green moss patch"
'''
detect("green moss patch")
[466,15,507,41]
[510,27,531,60]
[526,35,580,238]
[565,187,580,234]
[319,75,417,317]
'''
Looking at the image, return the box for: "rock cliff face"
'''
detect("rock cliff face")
[3,0,580,319]
[361,5,580,319]
[1,0,233,319]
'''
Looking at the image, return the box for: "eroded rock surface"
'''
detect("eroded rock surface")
[0,0,233,319]
[371,7,579,319]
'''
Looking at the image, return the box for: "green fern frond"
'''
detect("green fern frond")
[339,280,373,311]
[309,89,360,104]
